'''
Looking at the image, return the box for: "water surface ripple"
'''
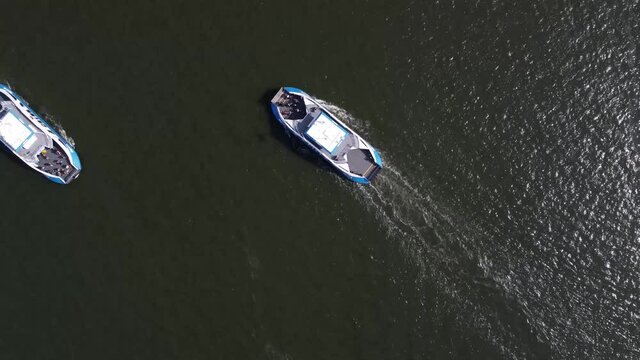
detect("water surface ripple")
[374,1,640,358]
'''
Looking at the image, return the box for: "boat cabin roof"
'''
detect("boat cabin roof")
[305,113,348,154]
[0,110,34,150]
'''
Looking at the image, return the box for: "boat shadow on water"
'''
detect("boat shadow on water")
[0,141,40,178]
[258,89,338,177]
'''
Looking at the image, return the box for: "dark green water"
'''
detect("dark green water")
[1,1,638,359]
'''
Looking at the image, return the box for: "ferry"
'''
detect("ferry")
[271,87,382,184]
[0,84,81,184]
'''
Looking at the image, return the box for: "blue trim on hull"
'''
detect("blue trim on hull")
[372,148,383,167]
[283,86,306,95]
[348,175,370,184]
[69,148,82,169]
[270,103,285,126]
[0,84,33,110]
[46,175,65,184]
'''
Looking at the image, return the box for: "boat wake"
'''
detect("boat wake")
[316,100,373,138]
[44,113,76,148]
[318,99,532,359]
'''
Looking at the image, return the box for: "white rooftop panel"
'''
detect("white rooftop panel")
[306,113,347,153]
[22,134,38,149]
[0,112,33,150]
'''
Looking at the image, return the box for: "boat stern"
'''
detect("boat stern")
[343,146,383,185]
[36,142,82,184]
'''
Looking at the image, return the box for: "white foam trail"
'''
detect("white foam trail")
[320,98,525,359]
[264,342,294,360]
[44,113,76,148]
[316,99,373,137]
